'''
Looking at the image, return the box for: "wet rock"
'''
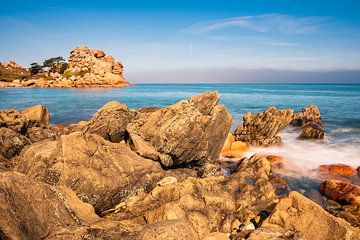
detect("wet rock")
[292,105,322,127]
[84,101,132,142]
[110,155,277,239]
[21,104,50,128]
[0,127,30,159]
[248,191,360,240]
[127,92,232,167]
[0,171,99,240]
[318,164,356,177]
[234,107,293,147]
[320,180,360,205]
[15,132,168,213]
[300,122,325,139]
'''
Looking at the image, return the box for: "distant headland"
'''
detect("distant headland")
[0,46,131,88]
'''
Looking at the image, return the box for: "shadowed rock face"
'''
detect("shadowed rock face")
[234,107,294,147]
[248,191,360,240]
[14,132,168,213]
[0,127,30,159]
[127,92,232,167]
[84,101,133,142]
[299,122,325,139]
[109,155,277,239]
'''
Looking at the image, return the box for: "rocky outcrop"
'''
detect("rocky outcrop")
[84,101,133,142]
[234,107,293,146]
[292,105,325,139]
[127,92,232,167]
[109,155,277,239]
[14,132,195,213]
[34,46,130,88]
[0,61,30,83]
[0,105,58,146]
[248,191,360,240]
[320,180,360,205]
[292,105,322,126]
[300,122,325,139]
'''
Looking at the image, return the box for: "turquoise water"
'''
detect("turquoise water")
[1,84,360,192]
[1,84,359,136]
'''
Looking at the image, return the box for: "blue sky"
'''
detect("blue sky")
[1,0,360,82]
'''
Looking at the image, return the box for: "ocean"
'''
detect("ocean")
[1,83,360,198]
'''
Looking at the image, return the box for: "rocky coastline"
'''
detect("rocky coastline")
[1,92,360,240]
[0,46,131,88]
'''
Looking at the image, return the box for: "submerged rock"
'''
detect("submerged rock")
[127,92,232,167]
[292,105,322,127]
[320,180,360,205]
[234,106,293,147]
[84,101,133,142]
[318,164,356,177]
[300,122,325,139]
[248,191,360,240]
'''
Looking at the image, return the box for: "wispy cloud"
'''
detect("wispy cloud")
[210,35,300,47]
[184,14,329,34]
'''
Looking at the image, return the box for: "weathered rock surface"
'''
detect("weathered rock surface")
[14,132,194,213]
[21,104,50,127]
[320,180,360,205]
[0,171,99,240]
[248,191,360,240]
[0,109,30,134]
[292,105,322,126]
[300,122,325,139]
[234,107,293,146]
[127,92,232,167]
[84,101,133,142]
[0,127,30,159]
[109,155,277,239]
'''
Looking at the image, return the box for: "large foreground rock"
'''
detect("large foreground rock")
[234,107,293,146]
[0,171,99,240]
[248,191,360,240]
[15,132,170,213]
[110,155,277,239]
[127,92,232,167]
[84,101,133,142]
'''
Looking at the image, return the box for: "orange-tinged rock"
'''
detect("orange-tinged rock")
[202,232,230,240]
[320,180,360,205]
[230,141,248,152]
[318,164,356,177]
[221,133,235,151]
[220,150,243,158]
